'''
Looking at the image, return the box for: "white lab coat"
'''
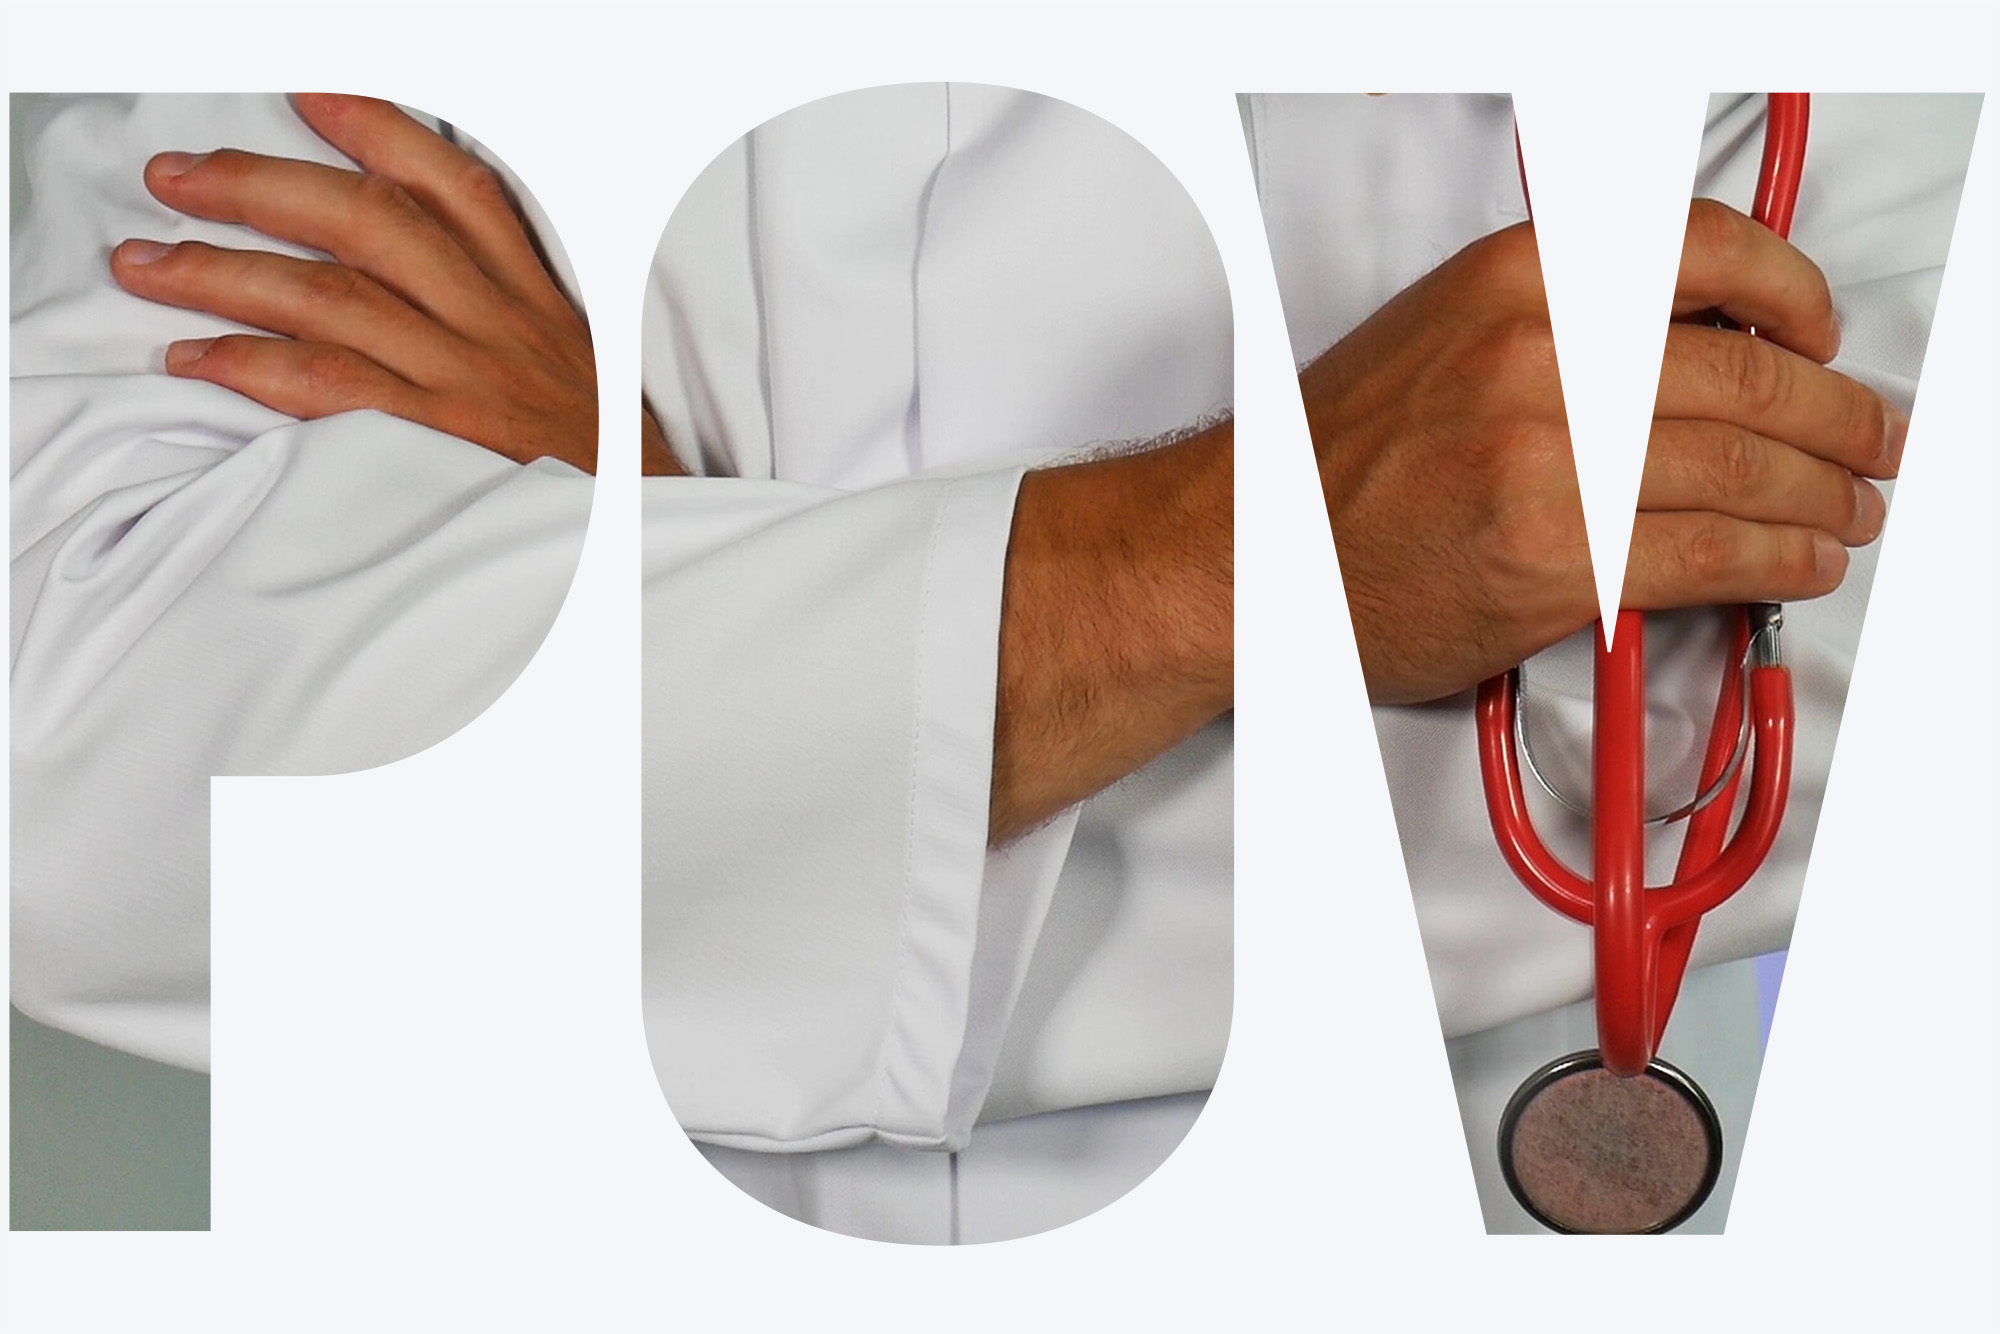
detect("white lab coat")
[640,84,1235,1242]
[9,94,594,1071]
[1243,91,1980,1231]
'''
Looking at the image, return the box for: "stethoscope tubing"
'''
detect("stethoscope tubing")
[1479,95,1809,1078]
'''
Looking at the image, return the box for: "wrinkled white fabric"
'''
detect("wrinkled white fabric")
[640,83,1234,1235]
[1246,91,1978,1230]
[10,94,593,1071]
[698,1090,1208,1245]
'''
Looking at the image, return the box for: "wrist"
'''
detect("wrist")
[993,421,1233,842]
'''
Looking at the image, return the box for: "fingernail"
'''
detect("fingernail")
[151,151,204,180]
[1828,308,1843,357]
[117,238,172,266]
[1813,531,1846,582]
[1884,404,1909,474]
[165,338,215,371]
[1852,477,1886,542]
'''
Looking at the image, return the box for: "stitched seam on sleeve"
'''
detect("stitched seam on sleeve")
[868,82,958,1142]
[871,478,957,1134]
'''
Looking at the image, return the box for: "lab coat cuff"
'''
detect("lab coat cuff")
[649,466,1041,1152]
[863,467,1030,1149]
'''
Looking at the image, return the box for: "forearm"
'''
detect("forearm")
[990,421,1234,845]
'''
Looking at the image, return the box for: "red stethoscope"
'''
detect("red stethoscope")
[1483,95,1810,1234]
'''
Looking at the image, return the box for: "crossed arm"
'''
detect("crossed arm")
[112,97,1887,847]
[113,94,1235,848]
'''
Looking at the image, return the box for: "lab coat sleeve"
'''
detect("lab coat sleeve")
[640,473,1077,1153]
[638,85,1233,1152]
[9,94,591,1071]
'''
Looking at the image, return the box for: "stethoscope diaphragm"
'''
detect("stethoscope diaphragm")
[1497,1050,1723,1234]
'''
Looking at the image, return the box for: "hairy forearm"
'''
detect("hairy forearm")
[990,421,1234,845]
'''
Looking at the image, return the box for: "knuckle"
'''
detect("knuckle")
[1465,313,1557,391]
[492,302,553,357]
[1678,516,1737,586]
[1801,274,1837,345]
[1790,250,1836,322]
[353,171,423,225]
[1461,223,1545,299]
[1493,312,1557,372]
[1833,380,1883,462]
[298,262,367,308]
[456,160,512,213]
[298,345,361,398]
[1480,436,1582,574]
[1720,334,1781,417]
[1711,428,1764,496]
[1486,504,1588,615]
[461,347,537,416]
[485,359,532,406]
[460,344,514,393]
[1485,416,1569,492]
[437,400,514,457]
[1685,198,1749,271]
[1487,502,1556,579]
[1485,220,1536,265]
[432,402,483,445]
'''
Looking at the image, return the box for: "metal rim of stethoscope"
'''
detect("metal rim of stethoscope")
[1496,1049,1726,1235]
[1512,603,1786,826]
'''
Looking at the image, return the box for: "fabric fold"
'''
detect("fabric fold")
[10,94,593,1071]
[643,466,1031,1151]
[641,84,1234,1160]
[640,85,1235,1157]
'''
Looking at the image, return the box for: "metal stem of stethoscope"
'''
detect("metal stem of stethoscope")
[1485,94,1810,1233]
[1507,614,1766,827]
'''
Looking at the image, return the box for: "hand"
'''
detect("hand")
[1302,199,1904,705]
[110,93,598,474]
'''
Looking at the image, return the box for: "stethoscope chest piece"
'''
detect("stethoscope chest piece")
[1498,1050,1723,1234]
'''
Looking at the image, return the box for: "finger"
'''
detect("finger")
[1640,419,1887,547]
[288,93,571,320]
[1672,198,1838,362]
[1624,510,1848,610]
[1655,323,1906,479]
[111,238,464,386]
[142,147,499,333]
[163,334,430,425]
